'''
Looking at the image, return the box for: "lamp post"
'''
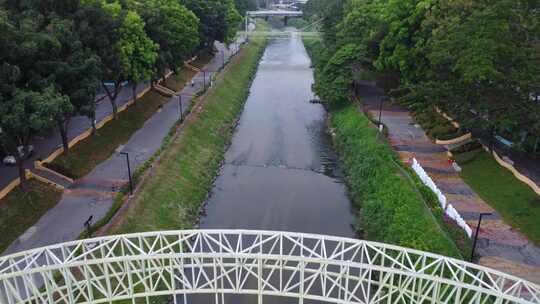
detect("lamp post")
[378,97,385,128]
[177,94,184,122]
[470,212,493,262]
[120,152,133,195]
[203,70,207,89]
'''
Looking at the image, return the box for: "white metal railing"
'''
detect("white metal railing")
[0,230,539,303]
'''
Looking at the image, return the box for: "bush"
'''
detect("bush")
[428,125,459,140]
[451,140,482,154]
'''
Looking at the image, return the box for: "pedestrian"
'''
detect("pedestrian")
[191,80,195,87]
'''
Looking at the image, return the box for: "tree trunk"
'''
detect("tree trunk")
[17,156,27,190]
[132,83,138,104]
[102,82,120,119]
[90,111,97,134]
[57,119,70,155]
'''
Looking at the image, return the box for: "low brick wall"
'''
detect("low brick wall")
[436,133,472,145]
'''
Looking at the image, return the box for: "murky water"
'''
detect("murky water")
[199,33,355,237]
[187,32,356,304]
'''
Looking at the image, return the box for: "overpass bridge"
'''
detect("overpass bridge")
[246,10,303,29]
[1,230,539,303]
[247,10,303,18]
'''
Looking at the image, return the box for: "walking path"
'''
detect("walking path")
[357,81,540,284]
[3,39,245,256]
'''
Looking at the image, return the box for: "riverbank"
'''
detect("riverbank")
[107,38,267,234]
[304,39,462,258]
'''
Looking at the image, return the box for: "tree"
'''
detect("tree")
[77,0,125,119]
[234,0,257,17]
[184,0,241,47]
[117,11,158,103]
[314,44,363,105]
[135,0,200,80]
[42,16,102,152]
[0,84,70,187]
[426,0,540,146]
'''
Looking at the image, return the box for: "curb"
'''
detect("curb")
[436,133,472,145]
[0,72,174,201]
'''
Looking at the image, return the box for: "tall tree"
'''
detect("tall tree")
[77,0,125,118]
[184,0,241,48]
[0,17,72,185]
[135,0,200,80]
[117,11,158,103]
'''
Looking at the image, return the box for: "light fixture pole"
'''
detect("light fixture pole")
[378,97,385,128]
[178,94,184,122]
[470,212,493,262]
[120,152,133,195]
[203,70,206,89]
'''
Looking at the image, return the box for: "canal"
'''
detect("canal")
[199,32,355,237]
[186,32,357,304]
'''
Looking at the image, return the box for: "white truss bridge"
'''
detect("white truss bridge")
[0,230,539,304]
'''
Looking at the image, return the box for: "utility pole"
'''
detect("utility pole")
[470,213,492,262]
[120,152,133,195]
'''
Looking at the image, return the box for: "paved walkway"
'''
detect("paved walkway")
[3,38,245,256]
[357,81,540,284]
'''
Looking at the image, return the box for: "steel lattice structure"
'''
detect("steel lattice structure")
[0,230,539,304]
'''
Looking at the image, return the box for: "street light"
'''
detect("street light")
[120,152,133,195]
[470,212,493,262]
[177,94,184,122]
[378,96,385,129]
[222,51,225,69]
[203,70,207,89]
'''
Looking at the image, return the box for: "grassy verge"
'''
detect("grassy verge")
[304,38,461,257]
[329,104,461,258]
[0,180,62,252]
[110,38,267,234]
[46,90,170,179]
[46,68,198,179]
[457,150,540,245]
[163,69,197,92]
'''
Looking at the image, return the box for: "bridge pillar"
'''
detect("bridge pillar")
[284,16,289,26]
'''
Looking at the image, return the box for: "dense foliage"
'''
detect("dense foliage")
[306,0,540,156]
[305,38,461,257]
[0,0,243,186]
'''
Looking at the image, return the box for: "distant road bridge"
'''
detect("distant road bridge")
[246,10,303,28]
[247,10,303,18]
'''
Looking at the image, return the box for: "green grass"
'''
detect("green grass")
[458,151,540,245]
[191,48,215,69]
[47,90,169,179]
[163,68,197,92]
[0,180,62,252]
[111,38,267,234]
[329,104,462,258]
[304,38,461,258]
[47,67,200,180]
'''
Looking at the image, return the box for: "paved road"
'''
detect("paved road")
[357,81,540,284]
[3,38,245,255]
[0,83,149,188]
[0,39,245,191]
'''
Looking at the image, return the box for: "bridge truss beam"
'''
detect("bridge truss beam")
[0,230,538,304]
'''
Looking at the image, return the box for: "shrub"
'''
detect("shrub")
[451,140,482,154]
